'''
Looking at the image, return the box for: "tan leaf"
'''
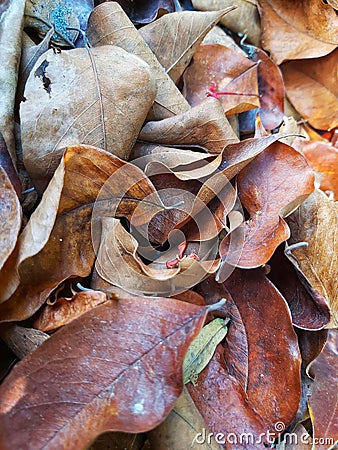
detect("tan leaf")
[87,2,190,120]
[286,189,338,328]
[202,25,247,56]
[0,145,165,322]
[138,97,238,154]
[0,325,49,359]
[183,44,259,114]
[0,167,21,271]
[139,7,235,84]
[281,50,338,131]
[0,0,25,164]
[21,46,156,192]
[257,0,338,64]
[192,0,261,47]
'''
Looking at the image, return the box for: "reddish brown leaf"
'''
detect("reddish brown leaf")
[183,44,260,114]
[33,291,109,332]
[220,141,315,269]
[193,270,302,444]
[309,331,338,449]
[281,50,338,131]
[0,166,21,271]
[0,296,210,449]
[257,0,338,64]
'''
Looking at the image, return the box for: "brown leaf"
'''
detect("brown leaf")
[33,291,108,332]
[257,0,338,64]
[21,46,156,192]
[268,247,331,330]
[286,189,338,328]
[183,44,260,114]
[138,97,239,154]
[87,2,190,120]
[308,331,338,449]
[193,270,302,443]
[0,166,21,271]
[0,145,165,322]
[220,141,315,269]
[0,324,49,359]
[192,0,261,47]
[139,7,235,84]
[0,0,25,164]
[0,296,209,449]
[296,328,328,373]
[90,431,144,450]
[147,387,222,450]
[281,50,338,131]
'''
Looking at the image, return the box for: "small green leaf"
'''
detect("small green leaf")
[183,317,229,385]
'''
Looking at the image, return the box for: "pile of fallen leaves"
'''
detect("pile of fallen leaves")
[0,0,337,449]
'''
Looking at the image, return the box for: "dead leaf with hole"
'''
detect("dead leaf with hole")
[194,270,302,444]
[147,387,222,450]
[0,296,210,449]
[139,7,235,84]
[87,2,190,120]
[0,145,166,322]
[282,50,338,131]
[192,0,261,47]
[138,97,239,154]
[183,44,260,114]
[21,45,156,192]
[257,0,338,64]
[286,189,338,328]
[219,141,315,269]
[308,330,338,449]
[33,291,108,332]
[0,0,25,164]
[0,167,21,271]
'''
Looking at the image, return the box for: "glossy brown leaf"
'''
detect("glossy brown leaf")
[183,44,260,114]
[139,7,235,84]
[286,189,338,328]
[192,0,261,47]
[0,167,21,271]
[0,0,25,163]
[220,141,315,269]
[282,50,338,131]
[257,0,338,64]
[193,270,302,444]
[21,45,156,192]
[308,331,338,449]
[138,97,239,154]
[0,145,165,322]
[0,296,209,449]
[33,291,108,332]
[87,2,190,120]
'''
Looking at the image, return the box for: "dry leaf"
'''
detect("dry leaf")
[0,296,209,449]
[0,0,25,164]
[219,141,315,269]
[0,145,165,322]
[286,189,338,328]
[33,291,108,332]
[139,7,235,84]
[0,324,49,359]
[192,0,261,46]
[0,167,21,271]
[21,46,156,192]
[257,0,338,64]
[87,2,190,120]
[183,44,260,114]
[113,0,181,25]
[282,50,338,131]
[138,97,239,154]
[202,25,247,56]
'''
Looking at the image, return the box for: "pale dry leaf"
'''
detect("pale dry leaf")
[202,26,247,56]
[87,2,190,120]
[286,189,338,328]
[139,7,235,84]
[21,46,156,192]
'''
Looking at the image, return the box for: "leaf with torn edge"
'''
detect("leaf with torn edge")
[21,45,156,192]
[0,296,218,449]
[183,317,229,385]
[139,7,236,84]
